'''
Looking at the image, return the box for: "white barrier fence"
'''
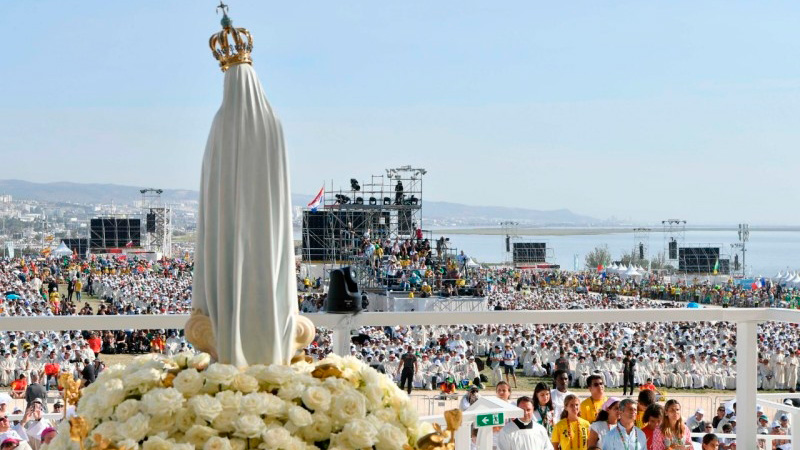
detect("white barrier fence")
[2,307,800,449]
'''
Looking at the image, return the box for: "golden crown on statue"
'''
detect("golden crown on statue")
[209,2,253,72]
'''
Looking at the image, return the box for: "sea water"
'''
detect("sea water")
[439,229,800,276]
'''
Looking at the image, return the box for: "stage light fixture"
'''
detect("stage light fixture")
[383,197,391,205]
[350,178,360,191]
[325,266,361,314]
[409,195,419,205]
[369,197,377,205]
[355,197,364,205]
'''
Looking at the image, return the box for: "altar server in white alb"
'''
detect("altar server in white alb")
[497,396,554,450]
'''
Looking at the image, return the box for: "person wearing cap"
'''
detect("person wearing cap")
[686,408,706,443]
[770,420,789,450]
[39,427,57,445]
[600,398,645,450]
[586,397,619,449]
[757,415,770,434]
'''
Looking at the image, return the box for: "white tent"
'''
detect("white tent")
[52,242,73,257]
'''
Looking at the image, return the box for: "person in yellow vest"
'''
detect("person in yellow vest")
[579,375,607,422]
[553,394,590,450]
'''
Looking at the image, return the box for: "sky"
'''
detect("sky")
[1,1,798,225]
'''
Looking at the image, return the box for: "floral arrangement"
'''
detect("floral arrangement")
[46,353,435,450]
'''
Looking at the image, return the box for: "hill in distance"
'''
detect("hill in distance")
[0,179,599,225]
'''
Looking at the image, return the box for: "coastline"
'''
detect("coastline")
[432,226,800,236]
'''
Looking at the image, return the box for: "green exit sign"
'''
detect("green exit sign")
[476,412,504,427]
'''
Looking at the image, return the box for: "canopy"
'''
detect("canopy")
[52,242,73,257]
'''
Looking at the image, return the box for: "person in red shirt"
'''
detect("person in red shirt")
[87,333,102,356]
[640,378,657,391]
[9,375,26,398]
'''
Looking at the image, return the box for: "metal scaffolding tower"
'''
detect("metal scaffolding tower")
[140,188,172,257]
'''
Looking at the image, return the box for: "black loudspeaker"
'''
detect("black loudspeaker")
[505,236,511,253]
[639,243,644,260]
[146,212,157,232]
[326,267,361,314]
[668,240,678,259]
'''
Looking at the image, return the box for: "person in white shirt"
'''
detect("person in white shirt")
[550,369,574,421]
[497,396,554,450]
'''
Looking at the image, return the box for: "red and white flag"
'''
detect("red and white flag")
[307,185,324,211]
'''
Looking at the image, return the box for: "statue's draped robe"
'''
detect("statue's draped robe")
[193,63,297,367]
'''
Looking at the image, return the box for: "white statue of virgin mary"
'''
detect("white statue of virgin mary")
[189,6,313,367]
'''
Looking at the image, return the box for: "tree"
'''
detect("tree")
[585,245,611,270]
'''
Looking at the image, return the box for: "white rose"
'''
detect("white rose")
[205,363,240,386]
[188,394,223,422]
[173,352,192,369]
[92,421,121,442]
[233,414,266,438]
[276,383,304,401]
[248,365,294,385]
[125,368,163,393]
[148,412,177,434]
[212,409,238,433]
[300,413,332,442]
[141,387,185,416]
[287,406,313,428]
[261,427,291,450]
[240,392,268,415]
[185,425,219,448]
[231,373,259,393]
[397,406,418,428]
[189,353,212,370]
[301,387,331,412]
[341,418,378,449]
[98,378,127,409]
[173,368,205,397]
[215,391,242,412]
[173,444,194,450]
[115,399,141,422]
[331,390,367,425]
[363,384,383,406]
[175,408,200,432]
[120,413,150,443]
[375,423,409,450]
[204,436,233,450]
[229,438,247,450]
[262,393,287,417]
[373,408,398,425]
[142,436,172,450]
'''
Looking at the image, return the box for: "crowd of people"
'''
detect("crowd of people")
[460,373,797,449]
[0,255,799,398]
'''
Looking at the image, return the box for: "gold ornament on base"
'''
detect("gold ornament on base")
[58,372,83,417]
[412,409,463,450]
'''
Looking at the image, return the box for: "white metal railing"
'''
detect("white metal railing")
[2,307,800,449]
